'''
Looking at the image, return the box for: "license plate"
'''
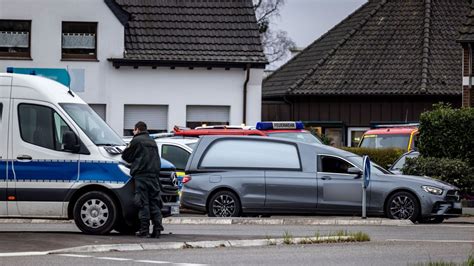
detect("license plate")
[171,205,180,215]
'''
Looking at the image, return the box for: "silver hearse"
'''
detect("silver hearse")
[181,136,462,223]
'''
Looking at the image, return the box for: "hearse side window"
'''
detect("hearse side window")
[162,145,190,171]
[319,155,355,174]
[18,104,72,151]
[0,103,3,132]
[200,139,300,169]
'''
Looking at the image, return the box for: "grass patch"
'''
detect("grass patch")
[412,253,474,266]
[282,231,294,245]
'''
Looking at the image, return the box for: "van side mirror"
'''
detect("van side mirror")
[348,167,362,178]
[62,131,80,153]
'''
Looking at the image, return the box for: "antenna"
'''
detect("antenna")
[66,65,75,97]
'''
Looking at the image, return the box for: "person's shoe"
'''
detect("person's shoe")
[148,229,161,238]
[135,231,149,238]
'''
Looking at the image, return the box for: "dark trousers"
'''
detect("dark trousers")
[134,176,163,231]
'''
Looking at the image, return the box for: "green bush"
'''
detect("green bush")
[402,157,474,196]
[418,104,474,166]
[341,147,405,169]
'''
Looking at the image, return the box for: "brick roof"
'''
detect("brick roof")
[263,0,470,97]
[107,0,267,67]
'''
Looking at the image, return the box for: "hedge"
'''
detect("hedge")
[402,157,474,196]
[341,147,405,169]
[418,104,474,166]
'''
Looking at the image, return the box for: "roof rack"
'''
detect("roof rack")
[149,133,175,139]
[372,123,419,128]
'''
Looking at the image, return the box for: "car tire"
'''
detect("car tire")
[420,217,445,224]
[207,191,241,217]
[385,191,420,222]
[73,191,117,235]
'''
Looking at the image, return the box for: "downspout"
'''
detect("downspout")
[469,43,473,104]
[283,95,294,120]
[243,64,251,125]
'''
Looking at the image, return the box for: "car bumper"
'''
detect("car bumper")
[421,189,462,218]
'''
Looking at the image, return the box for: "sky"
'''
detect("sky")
[270,0,367,69]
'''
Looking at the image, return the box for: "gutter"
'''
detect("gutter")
[243,65,251,125]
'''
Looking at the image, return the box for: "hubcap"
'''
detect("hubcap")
[389,195,415,219]
[212,194,236,217]
[80,199,109,228]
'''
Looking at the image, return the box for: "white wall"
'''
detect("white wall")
[0,0,264,136]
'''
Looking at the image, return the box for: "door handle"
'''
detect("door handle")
[17,155,32,161]
[321,176,332,180]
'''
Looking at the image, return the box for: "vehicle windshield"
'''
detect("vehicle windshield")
[267,132,322,144]
[347,156,391,175]
[60,103,124,146]
[359,134,410,149]
[391,152,419,171]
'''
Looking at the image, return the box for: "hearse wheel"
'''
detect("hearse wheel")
[208,191,241,217]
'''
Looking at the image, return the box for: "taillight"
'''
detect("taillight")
[182,175,192,184]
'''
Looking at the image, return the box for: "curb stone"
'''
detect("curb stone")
[47,236,356,255]
[0,217,412,226]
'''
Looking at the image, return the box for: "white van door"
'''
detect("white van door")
[11,99,80,217]
[0,76,11,216]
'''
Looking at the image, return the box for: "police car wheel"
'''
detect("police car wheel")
[73,191,117,235]
[208,191,241,217]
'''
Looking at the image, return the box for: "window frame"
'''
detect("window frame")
[198,138,302,171]
[61,21,98,61]
[0,19,32,60]
[17,103,74,152]
[317,154,359,175]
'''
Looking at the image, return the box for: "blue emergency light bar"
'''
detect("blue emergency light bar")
[256,121,305,130]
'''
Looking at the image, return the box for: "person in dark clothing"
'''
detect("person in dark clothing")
[122,121,163,238]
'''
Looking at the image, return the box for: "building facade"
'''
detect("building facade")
[262,0,468,147]
[0,0,266,136]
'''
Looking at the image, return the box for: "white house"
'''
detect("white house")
[0,0,267,136]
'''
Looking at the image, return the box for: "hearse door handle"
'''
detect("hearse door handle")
[321,176,332,181]
[17,155,32,161]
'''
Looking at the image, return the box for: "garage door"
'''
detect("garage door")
[89,104,106,121]
[186,105,230,128]
[124,105,168,136]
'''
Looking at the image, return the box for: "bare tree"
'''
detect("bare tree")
[254,0,295,64]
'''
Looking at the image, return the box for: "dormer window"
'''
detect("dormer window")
[0,20,31,59]
[62,22,97,60]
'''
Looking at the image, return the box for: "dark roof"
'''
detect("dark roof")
[263,0,470,97]
[459,4,474,42]
[107,0,267,68]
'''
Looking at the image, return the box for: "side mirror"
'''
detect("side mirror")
[348,167,362,178]
[62,131,80,153]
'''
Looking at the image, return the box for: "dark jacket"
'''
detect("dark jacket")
[122,131,161,178]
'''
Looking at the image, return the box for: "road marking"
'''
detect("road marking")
[0,251,48,257]
[56,254,207,265]
[387,239,474,243]
[57,254,93,258]
[95,256,133,261]
[134,260,171,264]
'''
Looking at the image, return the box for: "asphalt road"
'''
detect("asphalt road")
[0,217,473,265]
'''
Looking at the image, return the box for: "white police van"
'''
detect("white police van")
[0,73,179,234]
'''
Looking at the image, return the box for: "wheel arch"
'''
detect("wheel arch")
[205,186,242,214]
[67,184,122,220]
[383,188,422,218]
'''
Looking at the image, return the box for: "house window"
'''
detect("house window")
[186,105,230,129]
[123,105,168,136]
[347,127,369,147]
[62,22,97,60]
[0,20,31,59]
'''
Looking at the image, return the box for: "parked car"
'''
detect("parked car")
[181,136,461,222]
[359,126,419,151]
[174,121,322,145]
[389,151,420,175]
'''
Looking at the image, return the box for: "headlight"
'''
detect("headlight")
[422,185,443,195]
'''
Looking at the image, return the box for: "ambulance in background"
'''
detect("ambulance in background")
[358,125,419,151]
[0,73,179,235]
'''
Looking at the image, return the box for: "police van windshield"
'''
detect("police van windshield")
[267,132,322,145]
[60,103,124,146]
